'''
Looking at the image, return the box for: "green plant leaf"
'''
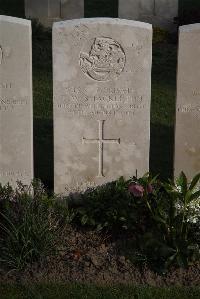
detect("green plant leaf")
[81,214,88,225]
[150,174,159,184]
[165,252,177,268]
[189,173,200,191]
[177,172,188,194]
[176,253,188,268]
[96,224,103,231]
[153,215,167,225]
[185,189,192,203]
[190,190,200,201]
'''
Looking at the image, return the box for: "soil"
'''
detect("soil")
[0,225,200,286]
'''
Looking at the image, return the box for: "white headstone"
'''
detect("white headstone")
[53,18,152,194]
[174,24,200,180]
[119,0,178,32]
[0,16,33,187]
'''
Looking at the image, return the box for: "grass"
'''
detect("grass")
[150,41,177,179]
[0,284,200,299]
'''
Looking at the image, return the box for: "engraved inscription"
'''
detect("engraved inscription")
[0,82,12,89]
[0,98,28,111]
[80,37,126,82]
[57,102,145,117]
[192,90,200,96]
[57,85,146,117]
[0,170,29,177]
[0,46,3,65]
[177,105,200,113]
[0,45,11,64]
[82,120,120,177]
[64,179,98,194]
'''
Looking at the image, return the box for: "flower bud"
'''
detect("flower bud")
[128,183,144,197]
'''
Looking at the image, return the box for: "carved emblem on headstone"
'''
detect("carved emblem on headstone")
[0,46,3,65]
[79,37,126,82]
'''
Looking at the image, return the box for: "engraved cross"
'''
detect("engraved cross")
[82,120,120,177]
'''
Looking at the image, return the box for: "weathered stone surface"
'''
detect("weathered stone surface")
[0,16,33,186]
[25,0,84,27]
[174,24,200,180]
[53,18,152,194]
[119,0,178,32]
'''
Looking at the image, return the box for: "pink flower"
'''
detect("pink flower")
[147,184,153,194]
[128,183,144,197]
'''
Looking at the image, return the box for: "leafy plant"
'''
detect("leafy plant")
[72,172,200,272]
[0,211,55,271]
[0,180,66,272]
[0,173,199,274]
[127,172,200,272]
[162,172,200,267]
[71,177,146,232]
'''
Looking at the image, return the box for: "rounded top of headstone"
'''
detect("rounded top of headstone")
[0,15,31,26]
[53,17,152,31]
[179,23,200,33]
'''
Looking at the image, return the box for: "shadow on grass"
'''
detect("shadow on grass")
[179,0,200,25]
[150,123,174,180]
[85,0,118,18]
[0,0,24,18]
[34,118,53,191]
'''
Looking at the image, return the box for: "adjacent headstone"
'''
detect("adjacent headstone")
[0,16,33,186]
[53,18,152,194]
[119,0,178,32]
[174,24,200,180]
[61,0,84,20]
[25,0,61,27]
[25,0,84,27]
